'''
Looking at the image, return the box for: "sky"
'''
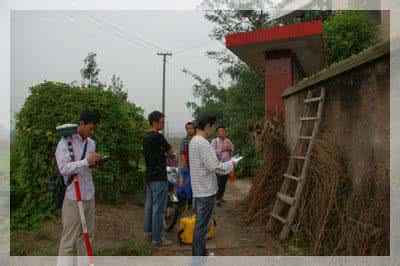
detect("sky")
[10,10,225,137]
[0,6,10,137]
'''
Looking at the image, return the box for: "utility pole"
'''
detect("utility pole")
[157,52,172,135]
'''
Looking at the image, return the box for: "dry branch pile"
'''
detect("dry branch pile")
[242,115,389,255]
[295,133,389,255]
[243,113,289,224]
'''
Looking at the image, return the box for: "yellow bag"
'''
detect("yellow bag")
[177,215,216,245]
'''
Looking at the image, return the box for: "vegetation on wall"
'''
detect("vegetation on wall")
[323,11,378,65]
[11,53,147,229]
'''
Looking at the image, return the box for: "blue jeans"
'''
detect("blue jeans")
[143,181,168,243]
[192,195,216,256]
[178,167,193,201]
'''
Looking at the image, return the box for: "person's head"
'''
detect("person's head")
[148,111,165,131]
[78,109,98,139]
[185,122,195,137]
[195,113,217,138]
[217,126,226,139]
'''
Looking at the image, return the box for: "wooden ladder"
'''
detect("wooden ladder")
[266,87,326,240]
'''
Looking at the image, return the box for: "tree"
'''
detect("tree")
[186,7,273,176]
[324,10,377,64]
[11,81,146,229]
[202,6,275,79]
[80,52,101,87]
[109,74,128,100]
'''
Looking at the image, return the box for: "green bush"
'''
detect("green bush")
[11,81,147,229]
[324,11,378,64]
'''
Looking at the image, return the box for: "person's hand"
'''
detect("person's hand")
[224,142,233,151]
[87,152,102,166]
[232,160,237,169]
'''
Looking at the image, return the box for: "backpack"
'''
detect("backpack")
[48,138,88,208]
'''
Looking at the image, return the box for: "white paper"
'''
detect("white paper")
[215,155,243,175]
[231,155,244,164]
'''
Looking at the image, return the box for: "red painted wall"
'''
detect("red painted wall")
[265,50,293,116]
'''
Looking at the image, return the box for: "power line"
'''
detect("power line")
[62,12,217,80]
[87,14,163,51]
[62,12,157,52]
[89,12,222,56]
[87,13,227,57]
[63,12,199,81]
[62,12,215,100]
[173,40,221,55]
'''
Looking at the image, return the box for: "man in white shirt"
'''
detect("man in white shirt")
[211,126,234,206]
[56,110,102,256]
[189,113,236,256]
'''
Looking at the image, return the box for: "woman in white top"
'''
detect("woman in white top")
[189,113,236,256]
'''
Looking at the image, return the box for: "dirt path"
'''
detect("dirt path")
[154,179,284,255]
[11,178,286,256]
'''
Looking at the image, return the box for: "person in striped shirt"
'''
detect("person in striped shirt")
[189,113,236,256]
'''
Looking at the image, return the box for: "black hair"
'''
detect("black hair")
[80,109,98,125]
[185,121,194,128]
[196,113,217,130]
[216,125,225,131]
[148,111,165,125]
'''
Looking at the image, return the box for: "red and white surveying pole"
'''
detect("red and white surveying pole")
[65,132,93,266]
[72,174,93,266]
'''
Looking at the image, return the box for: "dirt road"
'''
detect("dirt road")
[154,178,284,255]
[11,178,285,256]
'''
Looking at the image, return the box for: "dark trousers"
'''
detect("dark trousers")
[192,195,216,256]
[216,174,228,200]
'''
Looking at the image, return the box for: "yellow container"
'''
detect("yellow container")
[177,215,216,245]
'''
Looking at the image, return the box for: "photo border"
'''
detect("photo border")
[2,0,399,265]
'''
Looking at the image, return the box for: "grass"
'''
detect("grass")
[10,226,58,256]
[288,245,305,256]
[95,240,150,256]
[10,215,151,256]
[11,227,151,256]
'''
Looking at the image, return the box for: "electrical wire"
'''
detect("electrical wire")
[62,12,156,51]
[87,13,163,51]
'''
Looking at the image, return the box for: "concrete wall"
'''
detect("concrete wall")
[377,10,390,42]
[283,47,389,191]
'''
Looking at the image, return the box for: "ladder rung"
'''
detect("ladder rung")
[283,173,301,181]
[269,212,287,224]
[298,136,312,140]
[277,192,295,205]
[290,155,306,160]
[304,97,322,103]
[300,116,319,121]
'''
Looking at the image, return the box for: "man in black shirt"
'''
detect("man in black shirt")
[143,111,174,246]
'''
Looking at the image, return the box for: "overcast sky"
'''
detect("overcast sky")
[10,10,226,137]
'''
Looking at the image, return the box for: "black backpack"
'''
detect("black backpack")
[48,138,88,208]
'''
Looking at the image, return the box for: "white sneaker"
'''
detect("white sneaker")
[205,251,215,256]
[153,238,173,246]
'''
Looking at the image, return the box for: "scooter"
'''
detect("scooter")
[163,166,185,231]
[164,164,196,232]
